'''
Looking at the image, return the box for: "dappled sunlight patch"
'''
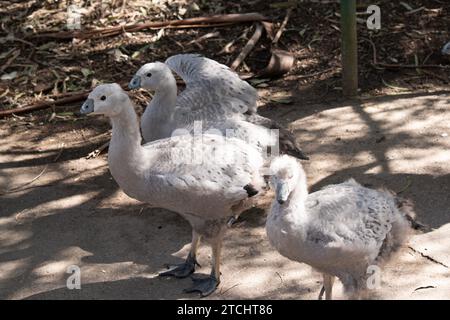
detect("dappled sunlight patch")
[53,246,92,261]
[27,250,146,290]
[0,165,59,192]
[0,228,32,248]
[219,257,332,299]
[378,242,450,299]
[0,257,31,282]
[95,188,141,209]
[35,193,99,212]
[163,243,192,262]
[32,260,76,279]
[76,261,146,284]
[217,224,343,299]
[351,150,378,163]
[386,147,450,173]
[292,106,369,141]
[409,223,450,268]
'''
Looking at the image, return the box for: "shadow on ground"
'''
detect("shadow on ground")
[1,91,449,300]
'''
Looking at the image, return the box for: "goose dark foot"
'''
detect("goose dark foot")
[159,254,199,278]
[318,285,325,300]
[184,275,219,297]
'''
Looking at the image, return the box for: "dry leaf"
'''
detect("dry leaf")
[1,71,18,81]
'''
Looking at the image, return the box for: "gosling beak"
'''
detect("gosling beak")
[128,76,141,89]
[276,182,289,205]
[80,99,94,114]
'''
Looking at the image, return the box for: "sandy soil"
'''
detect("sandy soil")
[0,92,449,300]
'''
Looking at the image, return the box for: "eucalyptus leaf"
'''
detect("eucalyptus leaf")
[249,78,271,85]
[270,96,293,104]
[81,68,94,78]
[1,71,18,81]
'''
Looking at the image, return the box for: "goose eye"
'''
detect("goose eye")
[146,73,152,77]
[100,95,106,101]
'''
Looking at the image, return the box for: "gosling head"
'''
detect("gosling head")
[442,42,450,56]
[80,83,129,117]
[129,62,172,91]
[270,155,305,205]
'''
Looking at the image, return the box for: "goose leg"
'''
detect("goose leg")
[184,236,222,297]
[318,273,335,300]
[159,231,201,278]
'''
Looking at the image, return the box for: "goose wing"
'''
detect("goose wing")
[165,54,258,124]
[246,113,309,160]
[305,180,394,257]
[141,134,265,216]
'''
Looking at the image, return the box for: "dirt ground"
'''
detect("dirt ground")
[0,92,449,300]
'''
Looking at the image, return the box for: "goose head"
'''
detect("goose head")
[270,155,304,204]
[80,83,129,117]
[129,62,173,91]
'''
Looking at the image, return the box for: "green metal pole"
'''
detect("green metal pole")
[340,0,358,97]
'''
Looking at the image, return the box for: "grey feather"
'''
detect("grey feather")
[166,54,258,115]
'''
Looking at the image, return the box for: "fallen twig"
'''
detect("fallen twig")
[396,176,412,194]
[86,141,110,159]
[0,166,48,196]
[0,143,65,195]
[272,8,293,45]
[291,67,335,80]
[219,283,241,296]
[362,38,450,70]
[420,69,449,83]
[0,91,89,118]
[30,13,268,40]
[413,286,436,292]
[408,246,449,269]
[257,9,295,78]
[230,9,295,78]
[1,50,21,73]
[0,83,129,118]
[405,6,426,15]
[275,271,284,284]
[376,63,450,69]
[52,143,65,162]
[231,23,264,70]
[187,31,221,49]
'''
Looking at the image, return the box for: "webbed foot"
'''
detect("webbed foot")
[159,254,199,278]
[183,275,219,297]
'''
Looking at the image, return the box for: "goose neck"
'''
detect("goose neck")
[149,75,178,114]
[109,101,143,156]
[273,178,309,227]
[286,181,308,208]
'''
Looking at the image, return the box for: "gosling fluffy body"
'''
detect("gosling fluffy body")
[266,155,412,299]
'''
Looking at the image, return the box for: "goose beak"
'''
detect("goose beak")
[442,42,450,55]
[128,76,141,89]
[276,182,289,204]
[80,99,94,114]
[295,149,309,161]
